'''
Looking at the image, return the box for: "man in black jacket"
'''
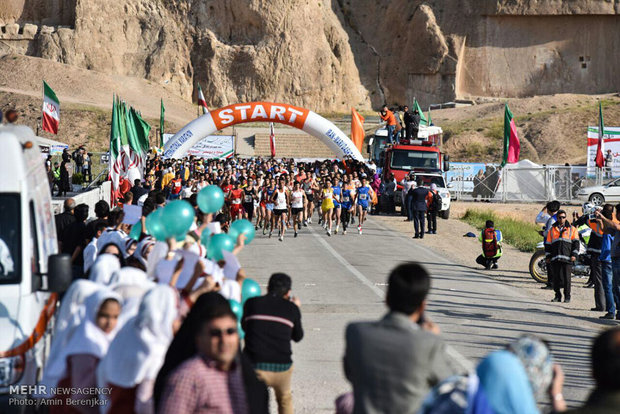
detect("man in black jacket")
[243,273,303,414]
[411,179,429,239]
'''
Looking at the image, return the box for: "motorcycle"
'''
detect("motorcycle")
[529,230,591,283]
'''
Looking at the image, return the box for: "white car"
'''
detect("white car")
[395,173,451,219]
[575,178,620,205]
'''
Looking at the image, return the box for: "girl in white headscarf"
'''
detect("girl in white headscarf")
[127,238,156,271]
[46,289,123,414]
[89,254,122,285]
[98,285,179,414]
[39,280,101,395]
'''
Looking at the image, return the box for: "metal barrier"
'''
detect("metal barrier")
[447,165,616,204]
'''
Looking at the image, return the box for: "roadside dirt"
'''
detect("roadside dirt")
[372,203,617,328]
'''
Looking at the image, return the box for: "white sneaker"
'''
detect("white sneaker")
[279,235,283,242]
[343,230,347,235]
[335,225,339,234]
[358,225,362,235]
[326,229,331,236]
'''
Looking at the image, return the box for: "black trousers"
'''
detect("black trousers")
[476,254,498,268]
[341,208,350,232]
[413,210,426,237]
[427,210,437,233]
[551,261,572,299]
[590,254,605,310]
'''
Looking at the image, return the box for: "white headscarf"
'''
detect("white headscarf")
[146,241,169,279]
[113,280,157,327]
[109,267,150,287]
[99,285,178,388]
[39,280,101,396]
[430,183,438,191]
[89,254,121,285]
[133,238,156,268]
[41,289,122,394]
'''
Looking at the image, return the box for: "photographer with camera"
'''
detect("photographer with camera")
[573,203,607,312]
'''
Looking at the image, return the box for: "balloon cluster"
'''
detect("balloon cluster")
[228,279,262,340]
[144,200,195,241]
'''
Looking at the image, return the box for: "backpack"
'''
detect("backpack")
[431,191,442,211]
[482,228,498,258]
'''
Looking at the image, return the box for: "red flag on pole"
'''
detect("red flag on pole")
[350,108,365,152]
[595,101,605,168]
[269,122,276,158]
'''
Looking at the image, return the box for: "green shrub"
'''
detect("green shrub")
[461,209,540,252]
[72,172,84,185]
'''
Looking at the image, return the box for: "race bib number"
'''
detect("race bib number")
[232,199,242,205]
[244,195,253,202]
[342,196,350,202]
[359,194,367,200]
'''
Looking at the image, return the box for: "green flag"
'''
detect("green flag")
[109,95,122,196]
[160,99,165,148]
[427,107,432,126]
[413,99,428,126]
[130,108,151,153]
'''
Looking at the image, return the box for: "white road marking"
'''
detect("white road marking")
[307,225,384,298]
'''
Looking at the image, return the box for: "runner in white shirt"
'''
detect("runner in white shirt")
[272,179,290,242]
[290,181,307,238]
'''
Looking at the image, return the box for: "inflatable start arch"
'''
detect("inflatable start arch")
[163,101,364,161]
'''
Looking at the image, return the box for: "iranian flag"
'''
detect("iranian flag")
[42,81,60,134]
[109,96,122,201]
[500,103,520,167]
[595,101,605,168]
[197,84,209,114]
[269,122,276,158]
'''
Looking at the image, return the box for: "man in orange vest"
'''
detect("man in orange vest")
[379,105,398,145]
[545,210,579,303]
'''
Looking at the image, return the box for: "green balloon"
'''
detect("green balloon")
[207,233,235,261]
[229,219,256,244]
[145,209,169,241]
[228,299,243,320]
[241,278,261,304]
[162,200,195,237]
[200,227,212,247]
[197,185,225,213]
[129,222,142,241]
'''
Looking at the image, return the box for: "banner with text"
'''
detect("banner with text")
[164,134,234,159]
[586,126,620,177]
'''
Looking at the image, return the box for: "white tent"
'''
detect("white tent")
[499,159,549,201]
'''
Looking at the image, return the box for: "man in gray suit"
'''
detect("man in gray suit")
[344,262,458,414]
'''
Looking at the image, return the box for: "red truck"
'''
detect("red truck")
[369,125,451,216]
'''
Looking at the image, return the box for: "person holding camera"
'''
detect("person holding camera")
[242,273,303,414]
[379,105,398,145]
[573,203,608,311]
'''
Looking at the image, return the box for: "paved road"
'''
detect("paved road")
[238,217,601,413]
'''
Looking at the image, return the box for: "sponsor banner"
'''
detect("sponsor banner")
[164,134,234,159]
[445,162,499,194]
[586,126,620,177]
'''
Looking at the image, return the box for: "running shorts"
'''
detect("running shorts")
[273,208,287,216]
[321,199,334,212]
[358,202,369,211]
[291,207,304,215]
[231,204,243,217]
[266,203,275,211]
[306,193,314,203]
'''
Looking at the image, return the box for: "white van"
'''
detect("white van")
[0,125,71,409]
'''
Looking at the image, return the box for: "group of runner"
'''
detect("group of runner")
[223,171,376,241]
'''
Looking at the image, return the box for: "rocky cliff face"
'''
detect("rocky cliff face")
[0,0,618,112]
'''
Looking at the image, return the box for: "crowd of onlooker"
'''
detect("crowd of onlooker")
[45,152,620,414]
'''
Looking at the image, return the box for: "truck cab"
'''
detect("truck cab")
[0,125,71,408]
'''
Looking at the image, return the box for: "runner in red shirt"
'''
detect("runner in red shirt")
[170,173,183,200]
[228,180,244,221]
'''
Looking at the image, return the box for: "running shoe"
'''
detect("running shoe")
[269,231,273,238]
[263,227,267,235]
[335,225,339,234]
[303,220,308,227]
[358,225,362,235]
[343,230,347,235]
[294,231,298,238]
[308,218,312,224]
[279,235,283,242]
[326,229,331,236]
